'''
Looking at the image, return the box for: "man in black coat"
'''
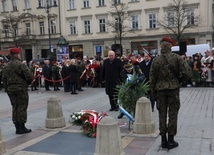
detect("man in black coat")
[139,52,155,111]
[42,60,52,91]
[102,51,123,111]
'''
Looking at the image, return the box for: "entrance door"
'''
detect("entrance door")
[25,49,32,64]
[41,49,48,58]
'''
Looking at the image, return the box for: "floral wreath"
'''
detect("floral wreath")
[70,110,107,138]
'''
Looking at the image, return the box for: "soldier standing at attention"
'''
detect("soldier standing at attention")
[150,37,192,149]
[3,48,34,134]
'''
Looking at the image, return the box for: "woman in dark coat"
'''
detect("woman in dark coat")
[190,54,201,86]
[61,59,71,92]
[101,51,123,111]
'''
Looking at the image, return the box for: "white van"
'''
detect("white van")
[171,44,210,57]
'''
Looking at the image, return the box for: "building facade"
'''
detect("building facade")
[0,0,214,62]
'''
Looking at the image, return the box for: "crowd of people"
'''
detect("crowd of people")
[1,46,214,93]
[185,50,214,87]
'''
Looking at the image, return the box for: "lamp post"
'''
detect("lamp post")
[45,0,51,59]
[45,0,57,59]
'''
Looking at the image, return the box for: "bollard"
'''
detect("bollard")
[0,129,6,154]
[45,97,66,128]
[94,116,124,155]
[133,97,155,134]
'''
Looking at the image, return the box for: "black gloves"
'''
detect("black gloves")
[129,80,139,88]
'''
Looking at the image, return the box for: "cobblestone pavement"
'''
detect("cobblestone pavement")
[0,87,213,155]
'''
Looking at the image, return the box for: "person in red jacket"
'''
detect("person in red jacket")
[89,60,99,87]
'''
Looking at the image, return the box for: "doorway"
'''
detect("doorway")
[25,49,32,65]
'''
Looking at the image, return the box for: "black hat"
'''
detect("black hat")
[124,63,133,70]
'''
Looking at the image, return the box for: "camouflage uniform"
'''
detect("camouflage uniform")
[150,48,192,136]
[51,64,60,90]
[3,57,33,124]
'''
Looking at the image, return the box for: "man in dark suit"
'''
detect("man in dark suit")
[42,60,52,91]
[102,51,123,111]
[139,52,155,111]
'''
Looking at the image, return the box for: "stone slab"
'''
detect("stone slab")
[23,132,95,155]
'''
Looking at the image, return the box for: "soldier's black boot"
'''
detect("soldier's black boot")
[14,123,19,134]
[167,135,178,149]
[31,86,34,91]
[16,124,32,134]
[161,134,167,148]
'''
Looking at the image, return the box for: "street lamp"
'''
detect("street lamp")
[45,0,57,59]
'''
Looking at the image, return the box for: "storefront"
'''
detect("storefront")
[131,40,158,56]
[68,45,83,59]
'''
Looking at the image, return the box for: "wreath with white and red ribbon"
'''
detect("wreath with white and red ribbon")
[70,110,108,138]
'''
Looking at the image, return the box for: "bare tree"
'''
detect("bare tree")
[107,1,131,55]
[158,0,199,44]
[1,13,30,48]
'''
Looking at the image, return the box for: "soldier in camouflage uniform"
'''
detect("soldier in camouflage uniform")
[2,48,34,134]
[51,61,61,91]
[150,37,192,149]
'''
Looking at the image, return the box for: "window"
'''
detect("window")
[148,13,156,28]
[48,0,57,6]
[38,0,44,7]
[25,23,31,35]
[83,0,89,8]
[113,0,121,4]
[167,11,175,27]
[131,15,138,30]
[12,0,18,11]
[12,24,18,36]
[4,25,9,37]
[2,0,7,12]
[99,19,106,32]
[98,0,105,6]
[50,20,56,34]
[84,20,90,33]
[115,18,122,32]
[186,9,195,25]
[39,22,45,34]
[45,0,57,6]
[24,0,30,9]
[69,21,76,34]
[68,0,75,9]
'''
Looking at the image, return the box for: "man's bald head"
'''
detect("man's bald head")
[108,51,115,61]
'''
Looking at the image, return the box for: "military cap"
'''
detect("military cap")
[161,36,173,44]
[124,62,133,70]
[10,48,20,54]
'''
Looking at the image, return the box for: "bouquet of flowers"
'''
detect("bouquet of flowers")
[70,111,85,125]
[70,110,107,138]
